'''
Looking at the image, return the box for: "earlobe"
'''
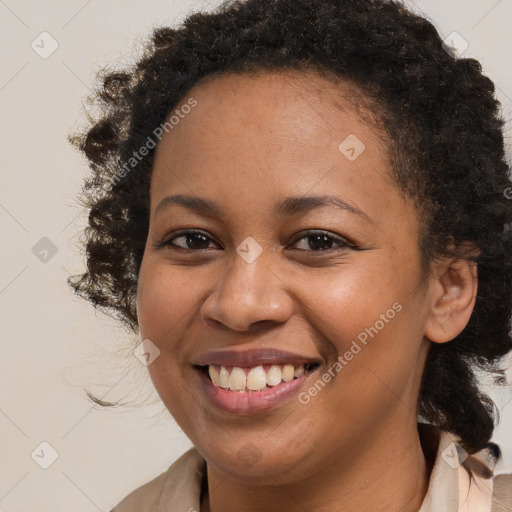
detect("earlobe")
[424,256,478,344]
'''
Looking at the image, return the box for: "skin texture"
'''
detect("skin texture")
[136,70,478,512]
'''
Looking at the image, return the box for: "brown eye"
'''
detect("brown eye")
[290,231,353,252]
[160,230,220,250]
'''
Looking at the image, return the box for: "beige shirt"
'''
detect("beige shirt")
[111,424,511,511]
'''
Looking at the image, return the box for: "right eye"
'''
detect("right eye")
[157,229,221,251]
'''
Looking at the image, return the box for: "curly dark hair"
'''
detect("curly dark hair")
[68,0,512,455]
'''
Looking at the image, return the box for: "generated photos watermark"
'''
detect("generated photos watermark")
[110,97,198,186]
[298,301,403,404]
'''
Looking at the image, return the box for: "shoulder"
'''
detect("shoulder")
[492,473,512,512]
[109,448,206,512]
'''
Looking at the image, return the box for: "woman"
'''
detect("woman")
[68,0,512,510]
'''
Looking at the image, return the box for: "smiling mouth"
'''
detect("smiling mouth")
[196,363,320,392]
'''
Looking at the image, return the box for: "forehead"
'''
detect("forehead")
[161,69,381,139]
[151,69,391,189]
[148,69,419,254]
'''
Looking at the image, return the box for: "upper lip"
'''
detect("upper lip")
[192,348,322,368]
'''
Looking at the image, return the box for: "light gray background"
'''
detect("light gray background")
[1,1,511,510]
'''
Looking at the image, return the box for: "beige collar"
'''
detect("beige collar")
[417,423,496,512]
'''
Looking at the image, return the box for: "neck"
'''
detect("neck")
[202,420,431,512]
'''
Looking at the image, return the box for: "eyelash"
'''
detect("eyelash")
[156,229,355,253]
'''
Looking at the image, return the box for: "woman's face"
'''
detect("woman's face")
[136,70,433,481]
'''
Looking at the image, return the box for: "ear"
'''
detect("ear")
[424,247,479,344]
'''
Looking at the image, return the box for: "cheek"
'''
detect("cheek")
[300,262,407,351]
[136,258,205,341]
[297,256,426,403]
[136,261,202,399]
[136,259,203,422]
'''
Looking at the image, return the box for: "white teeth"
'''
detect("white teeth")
[219,366,230,388]
[266,365,282,386]
[282,364,295,382]
[294,365,305,378]
[208,363,311,391]
[247,366,267,390]
[209,365,220,386]
[229,367,246,391]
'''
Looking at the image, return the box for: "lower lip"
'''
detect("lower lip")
[196,367,313,415]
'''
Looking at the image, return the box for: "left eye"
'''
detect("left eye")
[290,231,352,251]
[160,229,352,252]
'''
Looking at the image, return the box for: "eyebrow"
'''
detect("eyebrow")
[155,194,373,223]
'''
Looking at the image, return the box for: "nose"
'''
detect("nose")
[201,248,294,332]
